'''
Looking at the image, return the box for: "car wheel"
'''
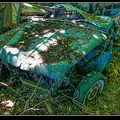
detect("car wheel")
[73,71,104,104]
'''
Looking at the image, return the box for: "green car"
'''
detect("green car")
[0,4,114,104]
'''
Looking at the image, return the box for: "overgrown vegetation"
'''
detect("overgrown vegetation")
[0,3,120,116]
[0,45,120,115]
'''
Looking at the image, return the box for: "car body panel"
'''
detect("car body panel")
[0,19,107,79]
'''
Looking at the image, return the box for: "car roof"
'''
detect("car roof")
[58,4,113,29]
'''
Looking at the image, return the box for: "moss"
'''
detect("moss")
[12,19,98,63]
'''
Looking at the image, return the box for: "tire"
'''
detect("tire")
[73,71,104,104]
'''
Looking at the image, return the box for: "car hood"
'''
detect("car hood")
[0,19,107,79]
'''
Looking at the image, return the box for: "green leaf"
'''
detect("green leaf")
[114,69,118,75]
[19,40,25,44]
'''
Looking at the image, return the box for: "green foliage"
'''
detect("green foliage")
[0,46,120,115]
[0,3,120,115]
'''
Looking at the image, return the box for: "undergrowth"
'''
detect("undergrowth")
[0,46,120,115]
